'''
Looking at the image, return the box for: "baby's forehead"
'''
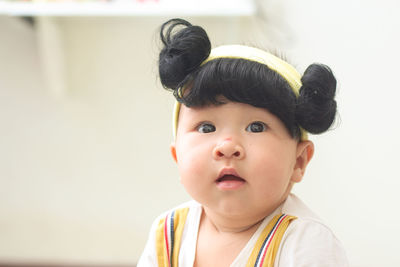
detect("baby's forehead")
[178,101,273,118]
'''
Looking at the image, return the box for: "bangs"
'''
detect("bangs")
[175,58,300,138]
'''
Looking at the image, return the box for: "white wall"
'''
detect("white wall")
[0,1,399,266]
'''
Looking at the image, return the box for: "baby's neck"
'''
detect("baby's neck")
[194,207,266,267]
[201,206,267,234]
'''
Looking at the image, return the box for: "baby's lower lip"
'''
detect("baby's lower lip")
[216,175,245,190]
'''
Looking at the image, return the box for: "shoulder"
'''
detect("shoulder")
[147,200,201,236]
[136,200,201,267]
[275,194,349,267]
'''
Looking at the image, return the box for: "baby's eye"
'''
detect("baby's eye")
[246,121,267,133]
[197,123,216,133]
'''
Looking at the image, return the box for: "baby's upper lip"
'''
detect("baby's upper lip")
[217,167,245,181]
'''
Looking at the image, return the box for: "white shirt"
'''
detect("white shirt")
[137,194,349,267]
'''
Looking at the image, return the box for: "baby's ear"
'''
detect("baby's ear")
[170,143,178,163]
[291,141,314,183]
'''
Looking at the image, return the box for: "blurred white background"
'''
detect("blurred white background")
[0,0,399,266]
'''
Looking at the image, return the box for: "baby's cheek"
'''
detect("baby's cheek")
[178,157,203,184]
[179,171,207,203]
[252,162,289,192]
[178,151,200,172]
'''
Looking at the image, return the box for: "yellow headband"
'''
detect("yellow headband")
[172,45,308,140]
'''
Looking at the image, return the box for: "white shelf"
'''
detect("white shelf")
[0,0,256,17]
[0,0,255,97]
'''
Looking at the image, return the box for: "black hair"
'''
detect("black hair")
[158,18,337,139]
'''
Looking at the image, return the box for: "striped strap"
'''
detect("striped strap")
[155,207,189,267]
[246,214,297,267]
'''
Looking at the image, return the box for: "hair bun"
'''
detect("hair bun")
[296,63,337,134]
[159,18,211,90]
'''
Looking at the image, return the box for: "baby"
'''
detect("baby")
[137,18,348,267]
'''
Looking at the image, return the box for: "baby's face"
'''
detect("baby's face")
[171,101,310,220]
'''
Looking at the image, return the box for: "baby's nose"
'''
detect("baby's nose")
[213,139,244,160]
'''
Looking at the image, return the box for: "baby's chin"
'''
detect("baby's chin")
[206,194,289,219]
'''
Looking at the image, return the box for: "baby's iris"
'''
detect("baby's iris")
[197,123,216,133]
[246,122,267,133]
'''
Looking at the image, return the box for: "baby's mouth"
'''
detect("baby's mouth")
[216,175,245,183]
[215,168,246,190]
